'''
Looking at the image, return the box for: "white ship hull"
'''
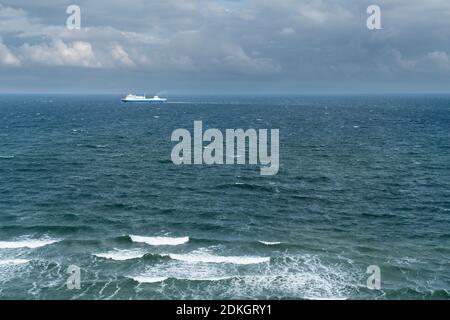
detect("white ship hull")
[122,99,167,103]
[122,94,167,103]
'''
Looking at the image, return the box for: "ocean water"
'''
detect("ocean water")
[0,94,449,300]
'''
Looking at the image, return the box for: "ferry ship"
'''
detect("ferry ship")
[121,94,167,103]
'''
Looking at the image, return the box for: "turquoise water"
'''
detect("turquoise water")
[0,95,449,299]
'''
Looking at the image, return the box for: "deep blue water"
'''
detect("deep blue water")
[0,94,449,299]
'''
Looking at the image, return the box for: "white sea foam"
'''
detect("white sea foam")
[0,259,30,266]
[130,274,233,283]
[259,241,281,246]
[129,276,168,284]
[0,239,60,249]
[0,155,14,159]
[183,254,354,300]
[180,276,234,281]
[235,254,355,300]
[93,249,146,261]
[168,253,270,265]
[128,253,355,299]
[130,235,189,246]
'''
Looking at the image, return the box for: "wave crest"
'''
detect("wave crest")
[259,241,281,246]
[130,235,189,246]
[0,259,30,266]
[168,253,270,265]
[93,249,146,261]
[0,238,60,249]
[129,276,168,284]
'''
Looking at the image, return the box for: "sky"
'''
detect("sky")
[0,0,449,94]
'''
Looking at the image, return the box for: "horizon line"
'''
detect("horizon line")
[1,92,450,96]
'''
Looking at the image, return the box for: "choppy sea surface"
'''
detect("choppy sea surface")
[0,94,449,300]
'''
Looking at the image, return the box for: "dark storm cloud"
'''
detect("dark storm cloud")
[0,0,449,93]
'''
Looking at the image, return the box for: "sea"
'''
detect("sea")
[0,94,449,300]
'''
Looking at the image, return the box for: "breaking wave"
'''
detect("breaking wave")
[0,238,60,249]
[0,259,30,266]
[129,275,234,284]
[129,235,189,246]
[128,276,169,284]
[168,253,270,265]
[93,249,146,261]
[259,241,282,246]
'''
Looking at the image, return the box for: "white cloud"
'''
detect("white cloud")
[0,3,281,74]
[426,51,450,71]
[0,4,31,33]
[20,40,101,68]
[222,43,281,74]
[110,43,135,67]
[0,37,21,67]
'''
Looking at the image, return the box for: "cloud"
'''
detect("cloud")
[110,43,135,67]
[0,37,21,66]
[20,40,101,68]
[0,0,450,92]
[426,51,450,71]
[0,2,281,74]
[222,43,281,74]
